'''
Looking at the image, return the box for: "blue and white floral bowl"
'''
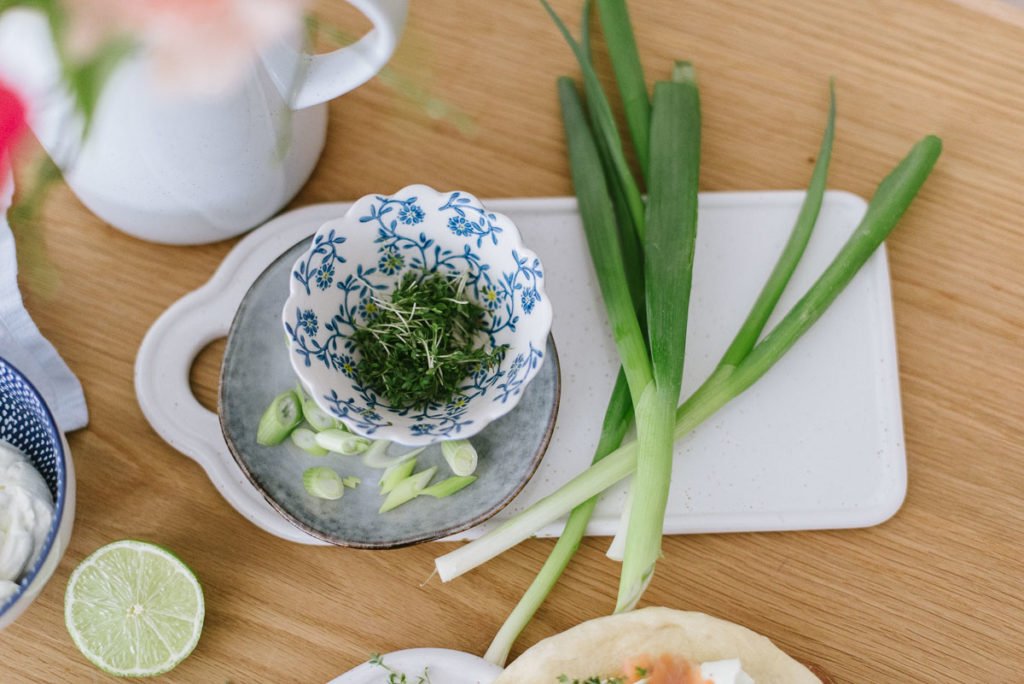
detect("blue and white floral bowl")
[0,357,75,630]
[283,185,553,446]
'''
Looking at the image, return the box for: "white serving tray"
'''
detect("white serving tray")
[135,191,906,546]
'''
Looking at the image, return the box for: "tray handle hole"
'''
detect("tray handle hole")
[190,338,226,414]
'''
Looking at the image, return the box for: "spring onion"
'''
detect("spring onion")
[380,457,418,494]
[436,133,941,584]
[421,475,477,499]
[362,442,427,470]
[360,439,393,467]
[541,0,645,235]
[290,427,328,456]
[380,466,438,513]
[256,389,303,446]
[485,372,633,665]
[596,0,650,179]
[441,439,478,476]
[607,81,837,558]
[300,394,338,432]
[615,64,701,613]
[315,429,371,455]
[303,466,345,500]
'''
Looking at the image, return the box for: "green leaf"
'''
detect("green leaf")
[731,134,943,395]
[644,69,700,394]
[557,76,652,400]
[596,0,651,178]
[542,0,646,237]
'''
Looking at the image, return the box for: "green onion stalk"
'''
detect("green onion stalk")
[614,63,701,614]
[596,0,651,180]
[448,133,941,661]
[484,0,844,663]
[607,81,837,560]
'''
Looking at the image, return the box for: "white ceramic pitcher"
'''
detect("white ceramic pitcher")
[0,0,407,244]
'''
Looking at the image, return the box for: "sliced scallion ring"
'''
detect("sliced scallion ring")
[421,475,477,499]
[441,439,478,476]
[315,429,371,455]
[256,390,303,446]
[379,466,437,513]
[290,427,328,456]
[302,466,345,500]
[300,396,337,432]
[380,457,418,495]
[362,443,425,469]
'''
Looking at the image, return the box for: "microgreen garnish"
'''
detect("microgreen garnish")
[352,270,507,410]
[368,653,432,683]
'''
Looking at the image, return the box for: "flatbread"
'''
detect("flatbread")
[496,608,819,683]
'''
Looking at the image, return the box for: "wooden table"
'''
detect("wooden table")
[5,0,1023,681]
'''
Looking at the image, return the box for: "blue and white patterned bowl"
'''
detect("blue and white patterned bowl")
[283,185,553,446]
[0,356,75,629]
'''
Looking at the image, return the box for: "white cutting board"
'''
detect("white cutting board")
[135,190,906,545]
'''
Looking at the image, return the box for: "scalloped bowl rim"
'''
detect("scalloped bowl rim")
[0,356,70,626]
[282,185,554,446]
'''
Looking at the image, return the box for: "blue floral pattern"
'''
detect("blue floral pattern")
[284,186,551,444]
[292,229,346,296]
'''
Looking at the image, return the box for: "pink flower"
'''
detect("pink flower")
[0,80,27,188]
[67,0,307,96]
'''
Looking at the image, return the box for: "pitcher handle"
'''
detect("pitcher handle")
[284,0,408,110]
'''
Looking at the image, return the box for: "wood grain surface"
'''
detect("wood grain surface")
[4,0,1023,681]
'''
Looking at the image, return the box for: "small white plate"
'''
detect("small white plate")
[136,191,906,544]
[327,648,501,684]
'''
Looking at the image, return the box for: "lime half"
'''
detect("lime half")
[65,540,204,677]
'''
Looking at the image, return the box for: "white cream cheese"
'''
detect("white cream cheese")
[0,441,54,603]
[701,659,755,684]
[633,658,754,684]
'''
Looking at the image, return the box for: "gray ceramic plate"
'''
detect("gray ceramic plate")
[219,240,560,549]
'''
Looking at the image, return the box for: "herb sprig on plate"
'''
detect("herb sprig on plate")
[353,270,507,410]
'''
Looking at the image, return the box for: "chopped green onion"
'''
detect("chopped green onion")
[379,457,418,494]
[343,476,361,489]
[290,427,328,456]
[441,439,478,476]
[421,475,477,499]
[314,429,371,455]
[300,395,337,432]
[359,439,391,467]
[302,466,345,500]
[379,466,438,513]
[361,441,426,469]
[256,390,303,446]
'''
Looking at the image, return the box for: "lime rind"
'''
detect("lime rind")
[65,540,204,678]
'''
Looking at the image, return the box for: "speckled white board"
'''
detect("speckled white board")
[137,191,906,544]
